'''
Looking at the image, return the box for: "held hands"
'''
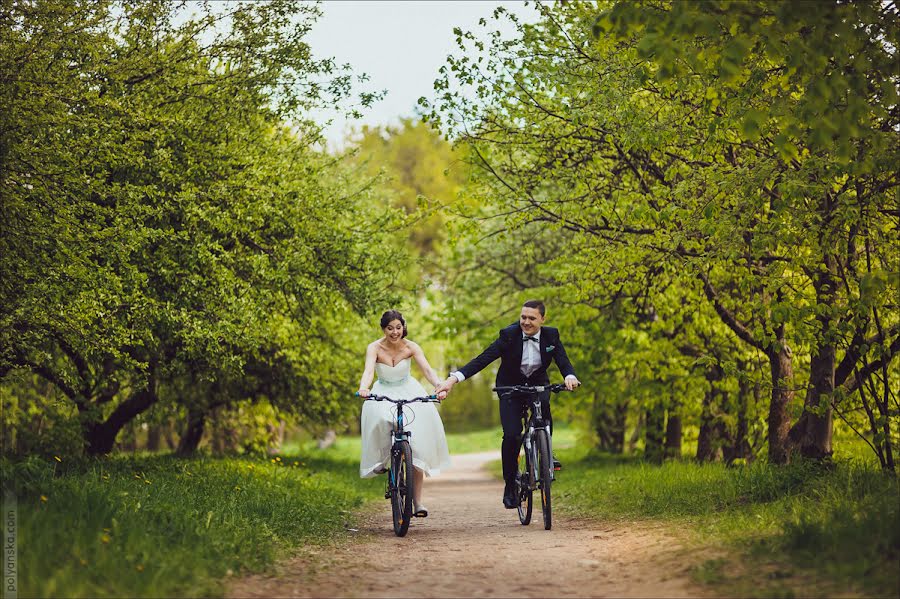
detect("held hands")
[434,376,457,396]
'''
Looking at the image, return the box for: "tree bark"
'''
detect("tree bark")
[82,387,159,455]
[644,403,666,464]
[593,394,627,453]
[767,339,795,464]
[176,409,206,456]
[723,374,752,464]
[788,265,837,459]
[664,399,682,459]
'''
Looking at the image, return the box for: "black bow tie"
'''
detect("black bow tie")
[523,336,539,342]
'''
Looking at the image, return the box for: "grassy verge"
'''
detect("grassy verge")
[444,422,577,455]
[2,448,381,598]
[553,446,900,598]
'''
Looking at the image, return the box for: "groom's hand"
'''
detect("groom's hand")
[564,376,581,391]
[435,377,456,395]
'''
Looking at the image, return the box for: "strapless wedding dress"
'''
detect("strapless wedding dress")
[360,358,451,478]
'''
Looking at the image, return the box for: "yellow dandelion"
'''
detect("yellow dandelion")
[80,559,88,566]
[136,564,144,572]
[270,458,276,463]
[40,495,48,503]
[234,485,241,490]
[275,457,281,461]
[100,534,111,544]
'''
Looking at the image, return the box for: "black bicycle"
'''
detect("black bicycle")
[493,383,571,530]
[358,393,441,537]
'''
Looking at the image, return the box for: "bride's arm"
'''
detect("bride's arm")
[358,343,377,396]
[409,341,442,388]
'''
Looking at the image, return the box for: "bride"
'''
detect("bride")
[357,309,451,518]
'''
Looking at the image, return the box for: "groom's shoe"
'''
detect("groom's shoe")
[553,456,563,471]
[502,480,517,509]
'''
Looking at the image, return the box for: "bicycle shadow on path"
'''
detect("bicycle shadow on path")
[228,450,712,598]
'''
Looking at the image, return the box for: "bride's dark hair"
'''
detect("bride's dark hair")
[380,310,408,338]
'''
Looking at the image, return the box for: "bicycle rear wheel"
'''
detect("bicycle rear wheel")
[536,430,552,530]
[390,440,414,537]
[516,444,533,525]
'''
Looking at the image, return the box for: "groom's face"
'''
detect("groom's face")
[519,307,545,336]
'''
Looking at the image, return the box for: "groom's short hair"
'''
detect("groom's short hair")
[523,300,545,316]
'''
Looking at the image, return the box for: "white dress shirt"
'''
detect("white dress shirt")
[520,330,542,377]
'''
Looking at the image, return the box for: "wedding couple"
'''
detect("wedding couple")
[357,300,580,517]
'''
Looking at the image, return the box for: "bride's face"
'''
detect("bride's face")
[383,319,404,343]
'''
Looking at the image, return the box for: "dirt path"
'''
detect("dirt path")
[229,451,708,598]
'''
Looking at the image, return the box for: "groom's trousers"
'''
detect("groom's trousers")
[500,389,552,482]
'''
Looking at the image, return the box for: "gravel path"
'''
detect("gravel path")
[228,451,707,598]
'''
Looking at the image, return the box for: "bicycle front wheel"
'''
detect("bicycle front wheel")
[390,440,414,537]
[536,430,552,530]
[516,444,533,525]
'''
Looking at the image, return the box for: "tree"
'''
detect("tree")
[425,1,898,466]
[0,0,399,455]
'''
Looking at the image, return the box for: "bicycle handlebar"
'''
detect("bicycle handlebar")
[355,392,442,404]
[492,383,571,395]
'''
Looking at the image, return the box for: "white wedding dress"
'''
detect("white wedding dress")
[360,358,451,478]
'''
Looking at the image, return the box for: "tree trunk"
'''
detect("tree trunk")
[664,400,682,459]
[82,387,158,456]
[644,403,666,464]
[163,422,177,450]
[627,411,644,454]
[146,425,161,452]
[177,409,206,456]
[697,365,725,462]
[789,345,835,459]
[723,374,752,464]
[593,394,627,453]
[696,390,720,462]
[767,339,795,464]
[788,266,837,460]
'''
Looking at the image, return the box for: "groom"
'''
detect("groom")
[436,300,580,508]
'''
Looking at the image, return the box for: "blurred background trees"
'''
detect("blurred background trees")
[2,0,897,470]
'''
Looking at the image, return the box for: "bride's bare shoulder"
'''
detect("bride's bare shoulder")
[404,340,422,352]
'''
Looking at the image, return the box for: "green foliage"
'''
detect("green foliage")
[0,1,401,455]
[1,451,380,597]
[425,0,899,466]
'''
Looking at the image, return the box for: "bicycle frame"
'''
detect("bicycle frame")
[358,392,440,536]
[520,396,554,487]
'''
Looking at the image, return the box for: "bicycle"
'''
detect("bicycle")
[493,383,571,530]
[357,392,441,537]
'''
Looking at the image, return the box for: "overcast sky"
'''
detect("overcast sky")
[305,1,540,148]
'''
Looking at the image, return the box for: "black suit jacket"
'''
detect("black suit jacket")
[459,323,576,387]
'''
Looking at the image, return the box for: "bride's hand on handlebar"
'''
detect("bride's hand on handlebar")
[358,388,371,397]
[436,389,448,400]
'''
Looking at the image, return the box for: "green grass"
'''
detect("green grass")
[443,422,577,455]
[553,446,900,598]
[3,450,382,598]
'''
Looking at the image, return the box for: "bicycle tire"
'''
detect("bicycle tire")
[536,430,552,530]
[391,440,414,537]
[516,444,533,525]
